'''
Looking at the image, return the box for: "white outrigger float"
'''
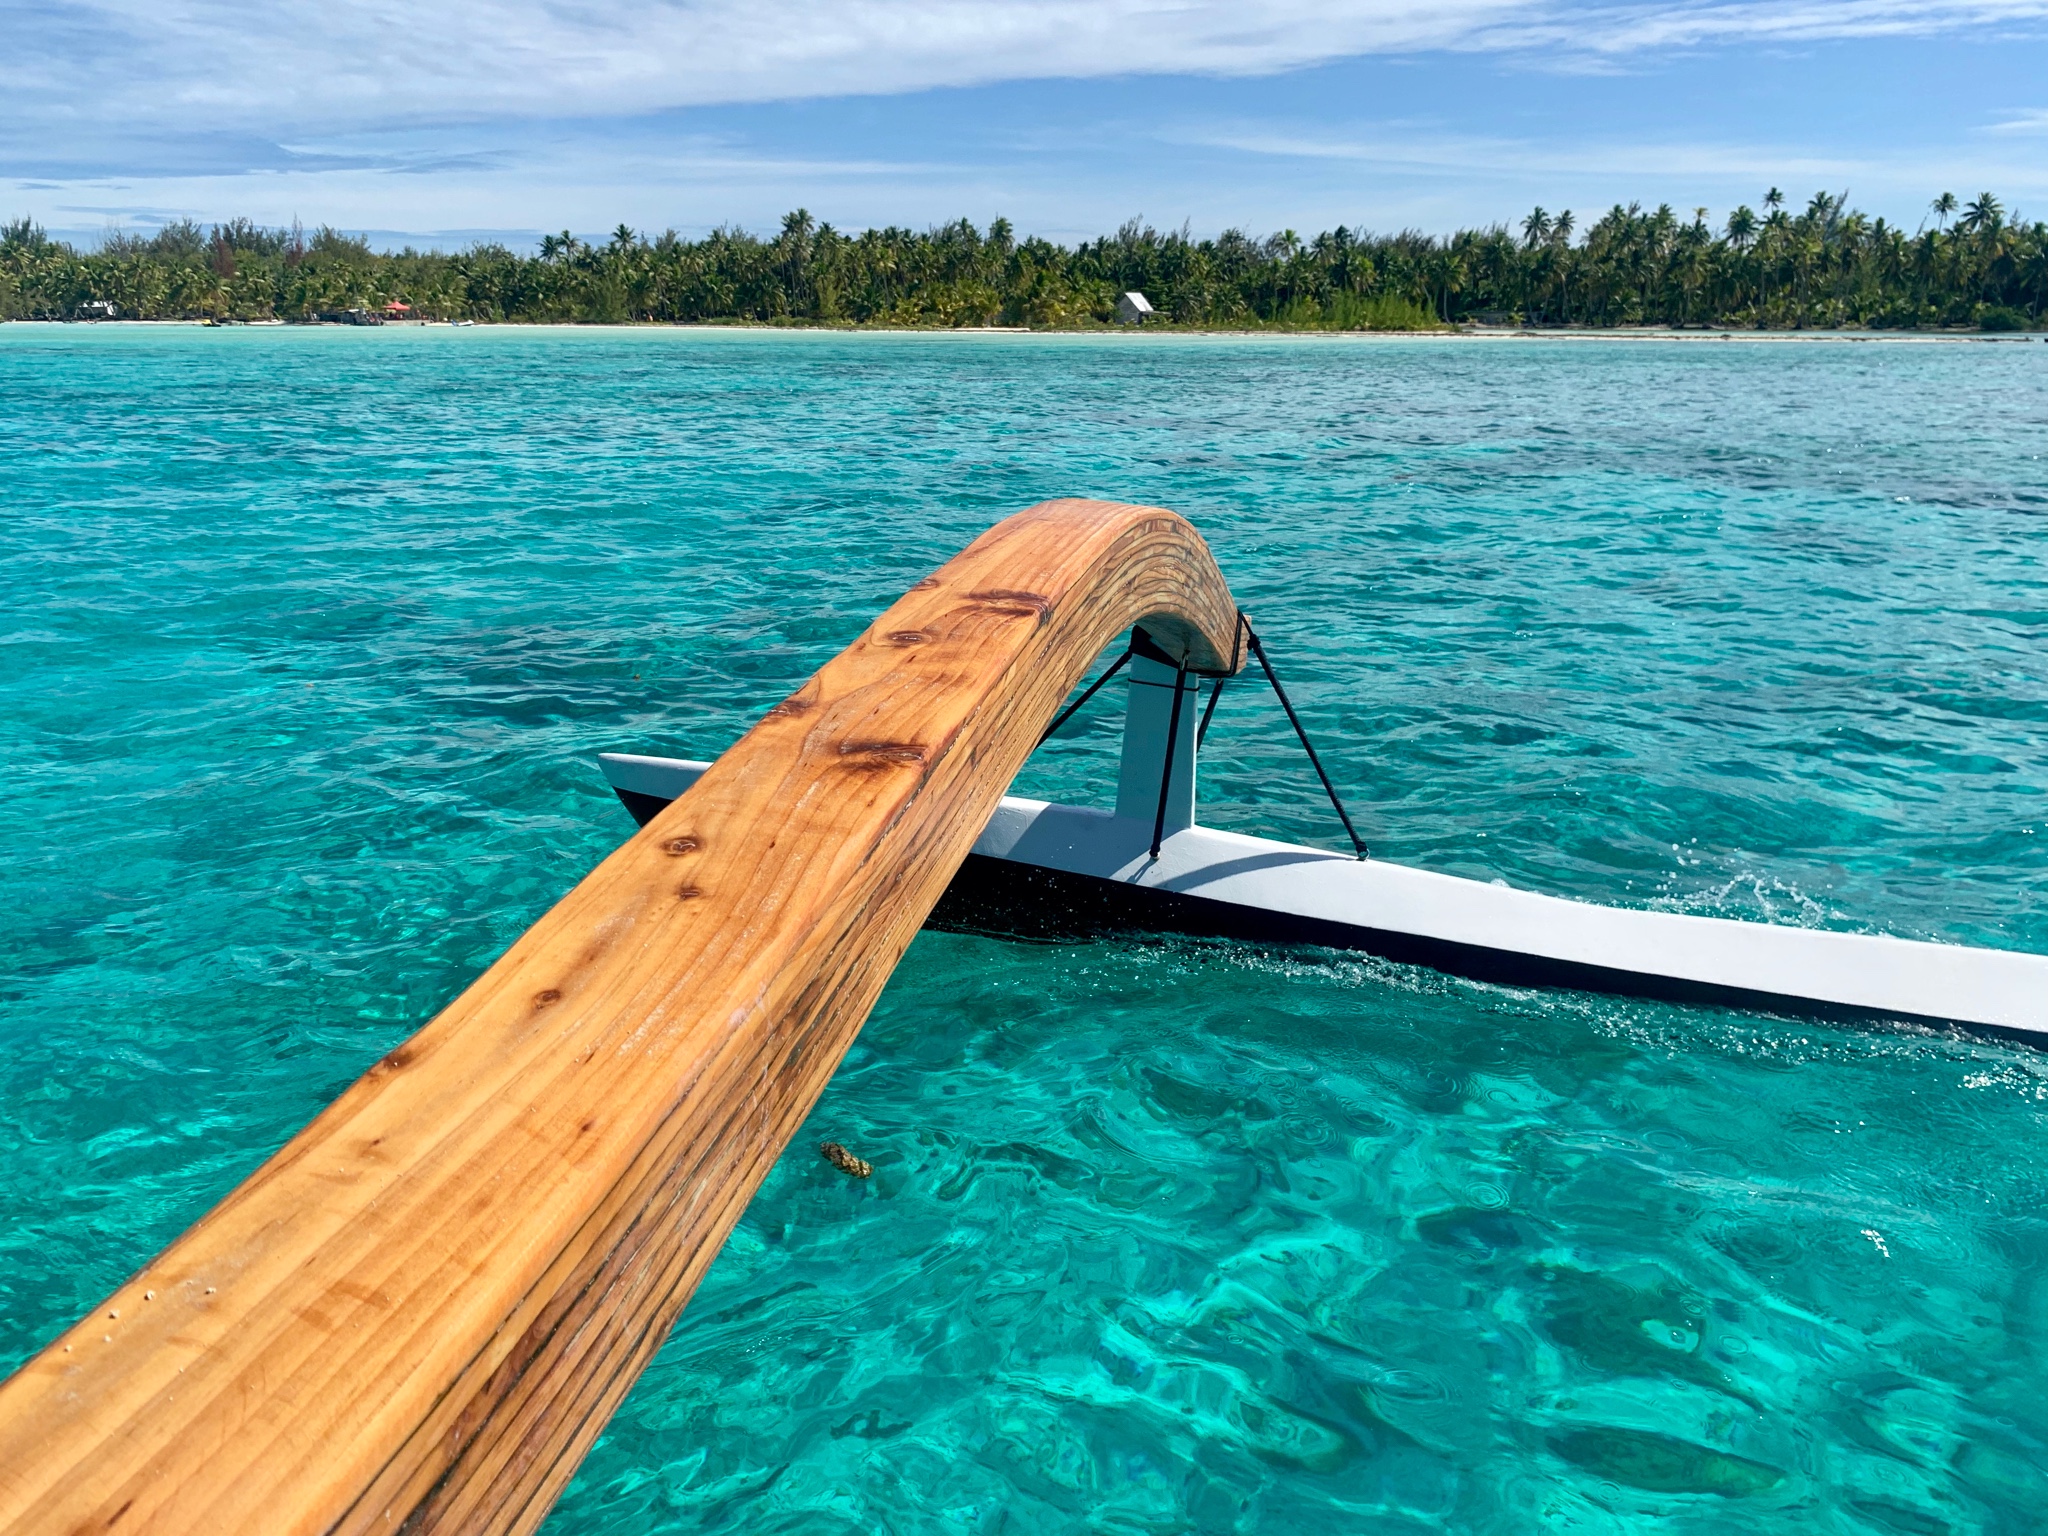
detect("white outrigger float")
[604,627,2048,1038]
[18,503,2046,1536]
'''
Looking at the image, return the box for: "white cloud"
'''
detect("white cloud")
[17,99,2048,248]
[9,0,2048,240]
[1486,0,2048,53]
[12,0,2048,134]
[11,0,1520,129]
[1185,125,1869,182]
[1182,119,2048,204]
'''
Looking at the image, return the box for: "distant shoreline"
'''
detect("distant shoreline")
[12,201,2041,333]
[9,318,2041,344]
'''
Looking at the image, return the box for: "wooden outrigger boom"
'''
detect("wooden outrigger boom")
[0,501,1243,1535]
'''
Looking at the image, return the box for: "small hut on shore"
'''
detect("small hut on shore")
[1116,292,1155,325]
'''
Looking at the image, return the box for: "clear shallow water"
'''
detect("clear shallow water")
[2,327,2045,1531]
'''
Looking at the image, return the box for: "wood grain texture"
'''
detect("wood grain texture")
[0,499,1242,1536]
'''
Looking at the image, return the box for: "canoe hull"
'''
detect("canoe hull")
[600,751,2048,1036]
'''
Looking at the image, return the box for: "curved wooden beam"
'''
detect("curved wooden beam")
[0,499,1241,1536]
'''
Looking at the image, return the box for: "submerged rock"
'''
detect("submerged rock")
[1549,1425,1784,1496]
[819,1140,872,1179]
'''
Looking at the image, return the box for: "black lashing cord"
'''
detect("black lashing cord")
[1037,646,1131,746]
[1195,669,1228,751]
[1150,659,1190,858]
[1239,616,1369,860]
[1038,614,1368,862]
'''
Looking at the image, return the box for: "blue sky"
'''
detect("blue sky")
[6,0,2047,247]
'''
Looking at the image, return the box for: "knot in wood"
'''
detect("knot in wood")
[964,587,1052,622]
[836,741,927,767]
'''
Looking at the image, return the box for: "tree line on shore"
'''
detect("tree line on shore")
[3,191,2042,330]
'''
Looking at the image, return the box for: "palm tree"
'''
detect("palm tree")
[1755,207,1791,324]
[1551,211,1576,322]
[1720,206,1758,315]
[776,209,816,316]
[1961,193,2003,234]
[11,192,2042,331]
[2021,236,2048,320]
[1672,219,1710,325]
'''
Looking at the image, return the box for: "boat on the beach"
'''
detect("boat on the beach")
[604,628,2048,1036]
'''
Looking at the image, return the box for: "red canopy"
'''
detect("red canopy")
[382,301,412,313]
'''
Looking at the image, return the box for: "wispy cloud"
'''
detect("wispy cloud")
[1481,0,2048,55]
[1181,118,2048,205]
[8,0,2047,240]
[1183,124,1868,182]
[0,133,995,247]
[12,0,2048,136]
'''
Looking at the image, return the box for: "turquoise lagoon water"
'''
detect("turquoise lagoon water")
[3,326,2046,1532]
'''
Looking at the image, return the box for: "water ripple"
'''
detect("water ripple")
[2,328,2045,1532]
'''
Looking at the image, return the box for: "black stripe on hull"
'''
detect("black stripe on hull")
[614,788,676,828]
[611,789,1978,1035]
[928,855,1979,1030]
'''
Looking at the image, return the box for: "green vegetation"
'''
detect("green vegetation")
[4,191,2044,329]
